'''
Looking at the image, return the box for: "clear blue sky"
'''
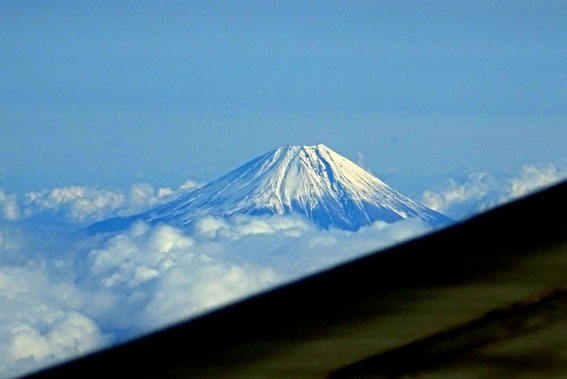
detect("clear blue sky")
[2,1,567,194]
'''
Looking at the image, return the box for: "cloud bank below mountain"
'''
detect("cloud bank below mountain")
[0,163,564,378]
[0,213,431,378]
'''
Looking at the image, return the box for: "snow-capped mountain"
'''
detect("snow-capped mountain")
[89,144,451,232]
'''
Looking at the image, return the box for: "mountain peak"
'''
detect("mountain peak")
[89,145,451,233]
[277,143,330,150]
[276,144,336,157]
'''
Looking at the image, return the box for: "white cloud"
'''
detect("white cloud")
[357,152,365,167]
[0,241,108,378]
[0,179,203,225]
[0,190,20,221]
[0,210,433,378]
[81,221,280,330]
[421,172,501,219]
[191,214,311,241]
[188,214,431,278]
[422,164,567,220]
[23,186,125,223]
[141,258,278,328]
[178,180,201,192]
[84,215,431,332]
[505,164,565,200]
[7,311,102,362]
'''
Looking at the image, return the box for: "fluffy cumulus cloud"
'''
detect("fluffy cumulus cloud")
[422,164,567,220]
[77,215,430,333]
[0,190,20,221]
[0,230,108,378]
[0,212,431,378]
[23,186,125,223]
[191,214,311,241]
[81,221,279,331]
[505,164,565,199]
[0,180,201,225]
[421,172,502,219]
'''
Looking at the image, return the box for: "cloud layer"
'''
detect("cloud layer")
[0,162,565,377]
[0,213,433,378]
[0,229,107,378]
[421,164,567,219]
[0,180,201,225]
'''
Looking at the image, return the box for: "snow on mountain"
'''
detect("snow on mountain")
[88,144,451,233]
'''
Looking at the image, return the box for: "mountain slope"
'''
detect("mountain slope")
[89,144,451,232]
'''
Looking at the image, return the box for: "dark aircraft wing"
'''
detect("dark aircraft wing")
[24,181,567,378]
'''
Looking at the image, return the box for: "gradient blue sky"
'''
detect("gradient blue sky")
[2,1,567,194]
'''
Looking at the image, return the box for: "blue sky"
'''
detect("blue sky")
[2,1,567,194]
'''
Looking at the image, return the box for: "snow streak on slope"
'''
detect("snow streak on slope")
[90,145,451,232]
